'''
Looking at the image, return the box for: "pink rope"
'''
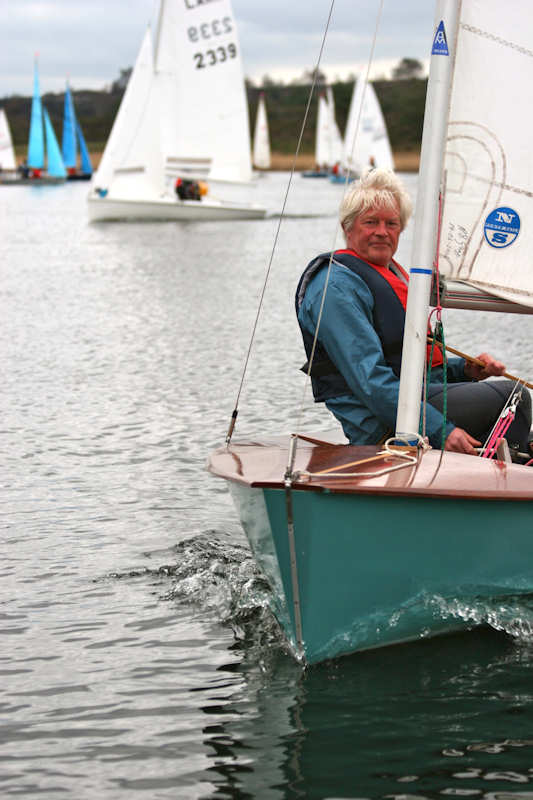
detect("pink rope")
[481,408,516,460]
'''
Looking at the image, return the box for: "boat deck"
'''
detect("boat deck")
[208,432,533,500]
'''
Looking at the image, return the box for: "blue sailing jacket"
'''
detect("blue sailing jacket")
[296,250,465,446]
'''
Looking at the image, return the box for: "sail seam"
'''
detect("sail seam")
[461,24,533,59]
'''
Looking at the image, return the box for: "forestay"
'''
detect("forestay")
[439,0,533,309]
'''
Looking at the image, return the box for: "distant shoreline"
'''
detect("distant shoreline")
[14,147,419,174]
[85,149,420,173]
[266,150,420,172]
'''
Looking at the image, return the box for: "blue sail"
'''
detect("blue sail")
[43,107,66,177]
[62,84,77,168]
[27,60,44,168]
[76,120,93,175]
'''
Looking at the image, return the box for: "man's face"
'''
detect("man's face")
[345,203,401,266]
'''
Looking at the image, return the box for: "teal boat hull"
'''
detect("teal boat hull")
[230,482,533,664]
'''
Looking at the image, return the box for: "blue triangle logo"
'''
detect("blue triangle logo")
[432,20,449,55]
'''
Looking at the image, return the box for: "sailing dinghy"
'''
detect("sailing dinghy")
[209,0,533,665]
[62,83,93,181]
[88,0,265,222]
[331,77,393,183]
[2,60,66,185]
[302,89,342,178]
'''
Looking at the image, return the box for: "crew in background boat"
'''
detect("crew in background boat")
[296,168,532,457]
[174,177,207,202]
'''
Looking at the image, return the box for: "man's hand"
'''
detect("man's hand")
[464,352,505,381]
[445,426,481,455]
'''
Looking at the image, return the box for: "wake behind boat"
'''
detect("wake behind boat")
[208,0,533,665]
[88,0,266,222]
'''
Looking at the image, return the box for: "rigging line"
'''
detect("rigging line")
[226,0,337,445]
[292,0,386,435]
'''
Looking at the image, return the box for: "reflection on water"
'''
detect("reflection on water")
[3,175,533,798]
[207,628,533,799]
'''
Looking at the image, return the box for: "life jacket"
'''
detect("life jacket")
[295,249,442,402]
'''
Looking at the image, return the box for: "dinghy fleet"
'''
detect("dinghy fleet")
[0,0,393,212]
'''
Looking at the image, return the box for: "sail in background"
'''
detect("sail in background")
[326,86,343,166]
[155,0,253,185]
[27,60,66,178]
[0,109,16,169]
[314,89,343,169]
[93,0,254,200]
[252,92,271,169]
[439,0,533,309]
[342,79,393,175]
[62,84,93,176]
[315,94,330,168]
[43,108,67,178]
[28,61,44,169]
[91,26,155,196]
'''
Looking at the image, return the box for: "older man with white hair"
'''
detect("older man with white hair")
[296,168,531,457]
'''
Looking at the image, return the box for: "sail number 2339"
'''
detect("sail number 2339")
[193,43,237,69]
[188,16,237,68]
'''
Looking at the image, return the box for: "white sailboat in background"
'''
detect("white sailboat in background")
[0,109,16,171]
[88,0,265,221]
[303,89,342,178]
[326,86,343,166]
[335,77,393,181]
[252,91,271,170]
[209,0,533,665]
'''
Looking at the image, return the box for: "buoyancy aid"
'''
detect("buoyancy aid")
[295,249,443,403]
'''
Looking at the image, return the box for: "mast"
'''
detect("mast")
[394,0,460,443]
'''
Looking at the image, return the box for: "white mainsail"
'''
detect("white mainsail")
[253,92,271,169]
[438,0,533,309]
[326,86,343,166]
[342,78,393,175]
[0,109,16,170]
[315,94,331,168]
[89,0,263,219]
[154,0,252,185]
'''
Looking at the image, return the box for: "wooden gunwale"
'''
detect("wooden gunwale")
[207,434,533,501]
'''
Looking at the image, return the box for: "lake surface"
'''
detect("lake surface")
[3,173,533,799]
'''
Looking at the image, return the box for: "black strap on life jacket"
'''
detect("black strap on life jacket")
[295,251,406,402]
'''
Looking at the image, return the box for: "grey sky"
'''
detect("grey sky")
[1,1,437,97]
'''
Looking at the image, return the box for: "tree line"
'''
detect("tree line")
[1,66,427,156]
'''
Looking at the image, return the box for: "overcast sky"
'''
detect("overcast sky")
[1,0,437,97]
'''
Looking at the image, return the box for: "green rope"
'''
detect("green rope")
[424,321,448,449]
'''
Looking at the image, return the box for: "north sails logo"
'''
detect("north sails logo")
[484,207,521,248]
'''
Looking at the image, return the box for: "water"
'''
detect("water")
[3,174,533,799]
